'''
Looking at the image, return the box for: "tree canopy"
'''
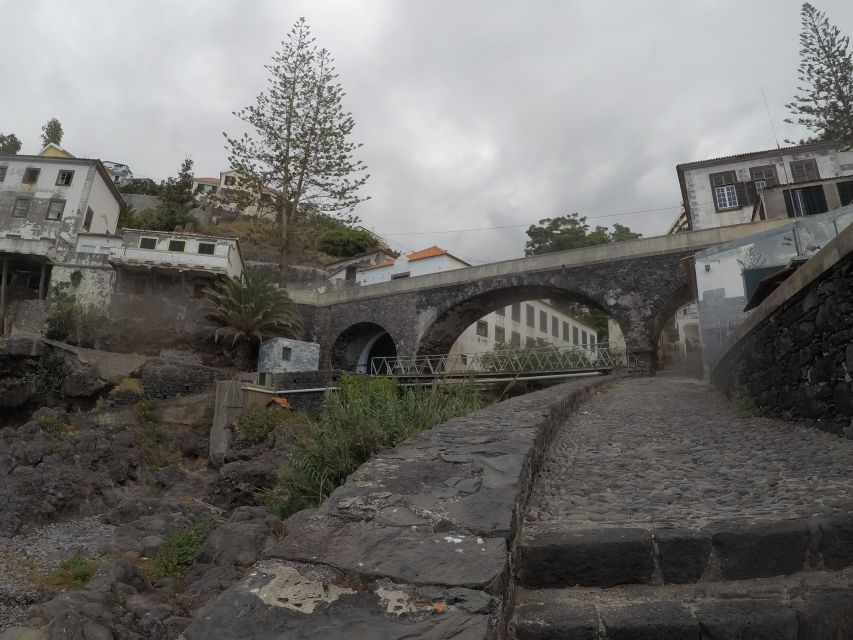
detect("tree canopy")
[41,118,64,147]
[225,17,369,285]
[0,132,21,154]
[524,214,642,256]
[120,158,196,232]
[317,227,380,257]
[785,3,853,148]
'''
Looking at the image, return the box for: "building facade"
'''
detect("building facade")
[191,171,274,217]
[0,150,124,331]
[677,142,853,231]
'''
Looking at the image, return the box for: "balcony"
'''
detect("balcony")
[108,246,232,276]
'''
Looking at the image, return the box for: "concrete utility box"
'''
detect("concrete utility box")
[258,338,320,375]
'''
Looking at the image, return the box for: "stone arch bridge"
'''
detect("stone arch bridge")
[290,220,788,374]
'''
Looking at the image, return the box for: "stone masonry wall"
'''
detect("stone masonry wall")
[184,378,608,639]
[712,240,853,436]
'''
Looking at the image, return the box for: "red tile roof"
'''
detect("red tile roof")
[406,246,448,261]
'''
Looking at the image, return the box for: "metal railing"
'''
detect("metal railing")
[370,342,636,377]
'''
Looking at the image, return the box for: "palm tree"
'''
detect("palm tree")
[205,271,302,370]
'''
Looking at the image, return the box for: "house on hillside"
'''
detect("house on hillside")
[0,147,124,331]
[350,245,600,368]
[677,141,853,231]
[325,248,398,288]
[191,171,275,217]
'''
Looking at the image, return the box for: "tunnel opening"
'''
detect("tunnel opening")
[331,322,398,373]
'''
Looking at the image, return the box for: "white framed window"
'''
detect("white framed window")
[13,198,30,217]
[55,170,75,186]
[198,242,216,255]
[46,199,66,220]
[714,184,738,209]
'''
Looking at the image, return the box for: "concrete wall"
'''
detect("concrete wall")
[258,338,321,374]
[50,255,116,306]
[710,221,853,436]
[117,229,243,279]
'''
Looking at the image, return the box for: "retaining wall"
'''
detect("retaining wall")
[711,222,853,436]
[184,377,608,639]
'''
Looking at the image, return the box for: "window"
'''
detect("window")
[224,175,236,186]
[784,185,828,217]
[749,165,777,193]
[168,239,186,252]
[139,237,157,250]
[13,198,30,217]
[0,167,6,182]
[198,242,215,255]
[495,306,505,317]
[526,304,535,328]
[552,316,559,337]
[390,272,410,279]
[258,372,267,386]
[789,159,819,183]
[22,168,40,184]
[581,331,588,346]
[573,326,579,345]
[83,207,94,231]
[510,331,521,348]
[476,320,488,337]
[460,354,467,365]
[710,171,738,210]
[511,303,520,322]
[281,346,292,361]
[563,321,570,341]
[539,310,547,332]
[495,326,506,343]
[837,180,853,207]
[46,199,65,220]
[55,170,74,186]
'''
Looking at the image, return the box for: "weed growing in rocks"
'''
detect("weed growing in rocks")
[154,517,218,578]
[262,374,480,518]
[233,407,290,445]
[29,350,67,396]
[34,554,98,591]
[736,394,765,418]
[133,400,173,467]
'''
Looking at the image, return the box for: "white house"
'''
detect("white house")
[192,171,275,217]
[0,148,124,330]
[677,142,853,231]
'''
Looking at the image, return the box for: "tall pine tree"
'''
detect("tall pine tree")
[785,3,853,148]
[41,118,64,147]
[225,17,369,286]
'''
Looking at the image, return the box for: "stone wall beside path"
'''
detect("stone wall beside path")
[181,376,609,640]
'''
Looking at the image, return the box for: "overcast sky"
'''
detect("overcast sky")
[3,0,851,262]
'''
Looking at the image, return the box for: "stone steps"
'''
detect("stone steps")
[518,513,853,589]
[512,567,853,639]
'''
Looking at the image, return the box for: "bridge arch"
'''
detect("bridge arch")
[331,322,398,373]
[415,283,616,357]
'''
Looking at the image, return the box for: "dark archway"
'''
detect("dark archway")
[331,322,398,373]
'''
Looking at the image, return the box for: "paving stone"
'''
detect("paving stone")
[599,601,699,640]
[654,528,711,584]
[513,602,599,640]
[707,520,810,580]
[694,600,797,640]
[519,527,654,588]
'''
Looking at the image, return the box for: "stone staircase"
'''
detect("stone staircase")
[511,515,853,638]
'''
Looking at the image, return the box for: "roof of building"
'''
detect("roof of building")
[358,259,396,272]
[195,177,220,185]
[122,228,240,241]
[0,153,125,211]
[325,248,397,268]
[406,245,471,265]
[38,143,74,158]
[676,141,839,172]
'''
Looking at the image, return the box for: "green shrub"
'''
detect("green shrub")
[262,374,480,518]
[36,413,63,433]
[234,408,290,445]
[36,554,97,591]
[133,400,171,467]
[154,517,218,578]
[44,293,108,348]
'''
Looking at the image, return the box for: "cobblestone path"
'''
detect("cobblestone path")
[513,375,853,639]
[527,376,853,529]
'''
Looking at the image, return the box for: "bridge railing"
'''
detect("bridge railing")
[369,342,635,377]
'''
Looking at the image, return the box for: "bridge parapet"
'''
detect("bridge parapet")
[711,221,853,436]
